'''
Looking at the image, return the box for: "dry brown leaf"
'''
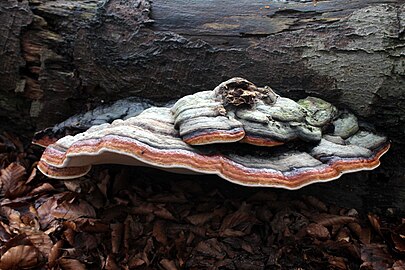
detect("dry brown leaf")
[29,182,55,195]
[123,215,134,250]
[52,198,96,220]
[368,213,383,237]
[336,227,351,242]
[25,229,53,256]
[391,223,405,253]
[241,241,254,254]
[392,260,405,270]
[305,223,330,240]
[220,202,256,234]
[111,223,124,254]
[0,163,26,188]
[186,212,215,226]
[327,255,348,270]
[360,227,372,245]
[128,254,146,268]
[58,258,86,270]
[0,245,41,269]
[2,206,22,229]
[70,231,99,250]
[37,193,69,228]
[153,220,168,245]
[63,227,76,246]
[220,228,246,237]
[132,203,176,220]
[63,180,84,193]
[304,196,328,212]
[0,162,27,198]
[143,237,154,265]
[97,170,110,198]
[160,258,178,270]
[25,166,38,184]
[154,205,176,221]
[0,221,11,242]
[347,222,362,238]
[271,208,309,234]
[8,182,31,199]
[313,214,356,227]
[48,240,64,268]
[360,243,393,270]
[105,254,120,270]
[131,203,156,215]
[194,238,226,259]
[72,218,109,233]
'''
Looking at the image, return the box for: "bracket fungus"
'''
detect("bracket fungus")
[37,78,390,189]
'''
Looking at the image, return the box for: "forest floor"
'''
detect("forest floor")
[0,132,404,270]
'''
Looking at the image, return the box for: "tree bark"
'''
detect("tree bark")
[0,0,404,211]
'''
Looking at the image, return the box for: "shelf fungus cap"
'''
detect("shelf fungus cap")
[298,96,338,127]
[171,78,332,147]
[38,96,390,189]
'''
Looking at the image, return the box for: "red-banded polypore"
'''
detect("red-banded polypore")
[37,78,390,189]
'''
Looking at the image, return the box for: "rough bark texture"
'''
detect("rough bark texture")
[0,0,404,210]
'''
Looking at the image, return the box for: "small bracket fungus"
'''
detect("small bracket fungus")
[36,78,390,189]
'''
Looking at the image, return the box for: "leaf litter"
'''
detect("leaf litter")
[0,132,404,269]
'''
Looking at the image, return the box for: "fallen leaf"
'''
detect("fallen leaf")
[304,196,328,212]
[336,227,351,242]
[128,254,145,268]
[25,229,53,256]
[153,220,168,245]
[0,245,41,269]
[392,260,405,270]
[327,255,347,270]
[160,258,178,270]
[305,223,330,240]
[194,238,226,259]
[25,166,38,184]
[52,198,96,220]
[29,182,55,195]
[105,254,120,270]
[391,223,405,253]
[220,202,257,235]
[313,214,356,227]
[111,223,124,254]
[58,258,86,270]
[347,222,362,239]
[186,212,215,226]
[0,163,27,198]
[0,221,11,241]
[360,227,372,244]
[368,213,383,237]
[360,244,393,270]
[48,240,64,268]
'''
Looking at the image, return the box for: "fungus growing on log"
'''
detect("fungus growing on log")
[37,78,390,189]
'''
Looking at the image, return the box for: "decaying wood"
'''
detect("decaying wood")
[0,1,404,208]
